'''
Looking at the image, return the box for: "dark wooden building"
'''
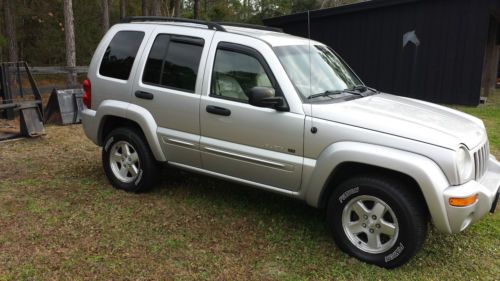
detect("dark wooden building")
[264,0,500,105]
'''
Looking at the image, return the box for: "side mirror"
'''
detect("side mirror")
[248,87,288,111]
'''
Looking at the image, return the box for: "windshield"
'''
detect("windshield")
[274,45,362,99]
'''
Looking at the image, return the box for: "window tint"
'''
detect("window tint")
[211,49,272,102]
[143,35,204,93]
[100,31,145,80]
[143,35,168,84]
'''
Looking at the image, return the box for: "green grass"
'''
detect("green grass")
[0,93,499,280]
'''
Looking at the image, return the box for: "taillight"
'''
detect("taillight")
[82,79,91,109]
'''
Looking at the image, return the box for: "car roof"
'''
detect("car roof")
[119,22,321,47]
[221,25,320,47]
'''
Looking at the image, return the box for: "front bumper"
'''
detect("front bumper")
[443,155,500,233]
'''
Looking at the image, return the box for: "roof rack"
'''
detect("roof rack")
[121,16,227,32]
[218,22,283,33]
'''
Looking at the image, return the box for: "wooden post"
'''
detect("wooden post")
[490,45,499,93]
[481,18,498,98]
[63,0,77,86]
[3,0,18,62]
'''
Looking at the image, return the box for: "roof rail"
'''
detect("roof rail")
[121,16,227,32]
[218,22,283,33]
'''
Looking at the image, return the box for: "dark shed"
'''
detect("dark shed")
[264,0,500,105]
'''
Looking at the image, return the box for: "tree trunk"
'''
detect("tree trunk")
[244,0,248,20]
[174,0,181,17]
[194,0,200,19]
[3,0,18,62]
[63,0,77,86]
[120,0,126,19]
[142,0,148,16]
[151,0,160,16]
[102,0,110,33]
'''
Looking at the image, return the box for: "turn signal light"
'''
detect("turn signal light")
[449,194,478,207]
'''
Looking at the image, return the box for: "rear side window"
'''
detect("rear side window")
[99,31,145,80]
[143,34,204,93]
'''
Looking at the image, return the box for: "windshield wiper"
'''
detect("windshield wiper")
[307,89,364,100]
[351,84,379,94]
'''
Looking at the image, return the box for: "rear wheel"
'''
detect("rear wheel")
[102,127,160,192]
[327,175,427,268]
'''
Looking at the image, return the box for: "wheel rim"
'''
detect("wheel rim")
[342,195,399,254]
[109,140,140,183]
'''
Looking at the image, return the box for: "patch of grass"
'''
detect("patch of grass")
[0,93,499,280]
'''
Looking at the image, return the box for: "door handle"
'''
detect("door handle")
[206,105,231,116]
[135,91,154,100]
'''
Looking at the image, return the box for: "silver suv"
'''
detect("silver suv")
[81,17,500,268]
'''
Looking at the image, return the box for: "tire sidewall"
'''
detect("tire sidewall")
[328,178,419,268]
[102,128,153,192]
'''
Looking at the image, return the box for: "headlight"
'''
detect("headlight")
[456,146,474,182]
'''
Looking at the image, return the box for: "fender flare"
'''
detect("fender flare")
[303,142,452,233]
[96,100,166,162]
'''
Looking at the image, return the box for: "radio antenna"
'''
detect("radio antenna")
[308,10,311,95]
[307,10,316,134]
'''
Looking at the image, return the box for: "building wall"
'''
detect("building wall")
[265,0,496,105]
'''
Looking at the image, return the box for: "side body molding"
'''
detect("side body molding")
[96,100,166,162]
[302,142,453,233]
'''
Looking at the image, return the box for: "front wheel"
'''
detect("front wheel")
[327,175,427,268]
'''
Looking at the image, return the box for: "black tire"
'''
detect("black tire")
[102,127,160,192]
[327,175,427,268]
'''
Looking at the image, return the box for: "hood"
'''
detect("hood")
[308,93,486,150]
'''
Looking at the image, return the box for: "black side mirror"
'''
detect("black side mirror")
[248,87,288,111]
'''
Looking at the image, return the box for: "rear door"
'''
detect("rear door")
[131,26,215,168]
[199,32,305,191]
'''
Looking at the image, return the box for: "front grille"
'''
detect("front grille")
[473,142,489,180]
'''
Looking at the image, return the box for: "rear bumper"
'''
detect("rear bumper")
[81,108,99,145]
[443,155,500,233]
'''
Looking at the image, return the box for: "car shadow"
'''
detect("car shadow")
[150,164,328,233]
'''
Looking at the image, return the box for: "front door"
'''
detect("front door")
[199,35,305,191]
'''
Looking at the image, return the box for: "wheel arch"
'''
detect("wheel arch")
[96,101,166,162]
[317,162,429,218]
[303,142,453,233]
[99,115,143,145]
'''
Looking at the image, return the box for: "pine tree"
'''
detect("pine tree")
[102,0,110,32]
[3,0,18,62]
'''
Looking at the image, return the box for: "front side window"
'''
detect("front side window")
[274,45,362,99]
[211,48,273,102]
[143,34,204,93]
[100,31,145,80]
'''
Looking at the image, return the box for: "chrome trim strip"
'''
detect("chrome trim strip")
[168,162,300,197]
[203,146,286,168]
[473,141,489,180]
[166,138,196,147]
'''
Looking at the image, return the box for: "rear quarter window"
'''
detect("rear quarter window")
[99,31,145,80]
